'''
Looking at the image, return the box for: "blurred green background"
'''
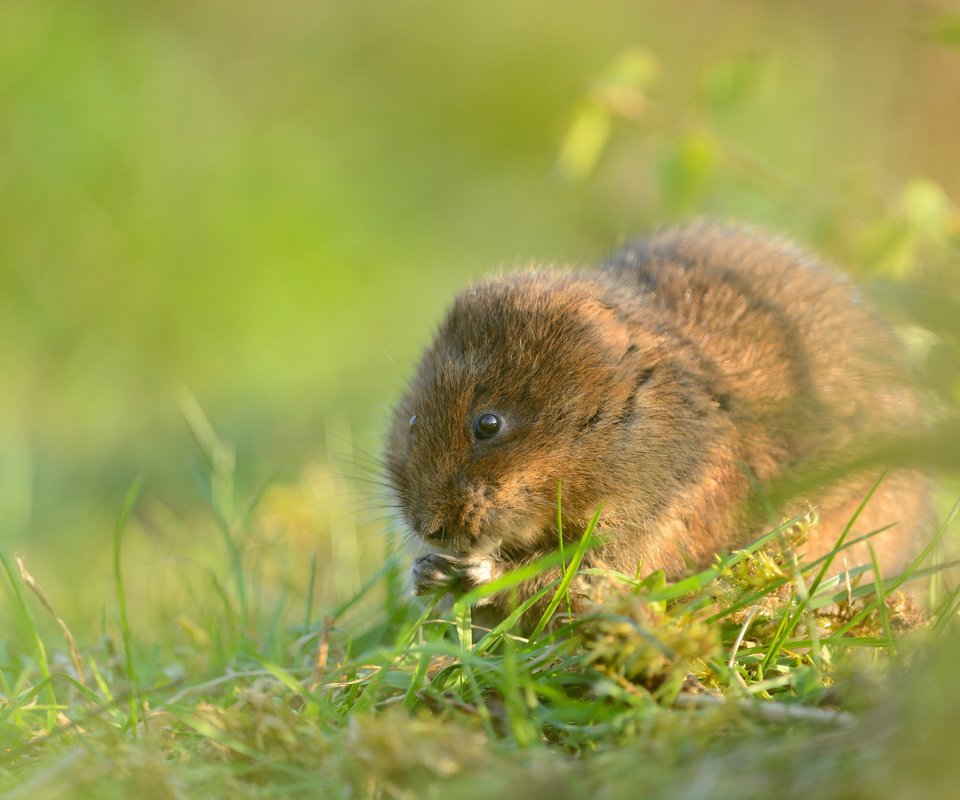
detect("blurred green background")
[2,0,959,641]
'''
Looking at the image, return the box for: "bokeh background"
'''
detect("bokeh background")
[2,0,959,643]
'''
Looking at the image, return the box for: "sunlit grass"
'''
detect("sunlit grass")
[2,440,958,797]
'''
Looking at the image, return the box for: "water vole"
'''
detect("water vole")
[386,223,931,622]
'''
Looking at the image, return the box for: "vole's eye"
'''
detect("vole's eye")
[408,415,418,431]
[474,412,502,440]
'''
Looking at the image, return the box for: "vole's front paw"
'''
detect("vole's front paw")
[412,553,463,596]
[411,553,501,597]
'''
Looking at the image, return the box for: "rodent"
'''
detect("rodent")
[386,222,932,625]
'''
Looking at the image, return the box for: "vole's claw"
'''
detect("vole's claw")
[411,553,463,596]
[411,553,500,597]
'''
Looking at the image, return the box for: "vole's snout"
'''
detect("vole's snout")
[409,477,494,552]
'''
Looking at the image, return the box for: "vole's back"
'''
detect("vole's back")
[603,224,929,572]
[606,224,917,448]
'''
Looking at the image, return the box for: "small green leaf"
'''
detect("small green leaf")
[557,104,612,182]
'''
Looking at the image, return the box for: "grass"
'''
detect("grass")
[2,446,959,798]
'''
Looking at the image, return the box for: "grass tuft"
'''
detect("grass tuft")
[2,471,959,798]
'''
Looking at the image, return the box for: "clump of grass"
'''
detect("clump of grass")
[1,460,958,798]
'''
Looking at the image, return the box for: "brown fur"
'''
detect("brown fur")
[386,223,932,624]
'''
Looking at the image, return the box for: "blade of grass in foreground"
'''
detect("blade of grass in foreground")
[472,582,559,655]
[932,580,960,635]
[456,602,473,652]
[16,556,86,684]
[757,470,888,669]
[868,543,893,647]
[557,481,571,617]
[707,523,897,624]
[824,497,960,640]
[527,504,603,645]
[456,550,567,609]
[807,471,887,598]
[180,388,248,631]
[113,478,143,732]
[809,561,955,609]
[653,510,819,606]
[499,637,538,747]
[0,547,57,732]
[304,550,318,632]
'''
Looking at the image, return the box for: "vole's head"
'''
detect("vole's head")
[386,270,664,556]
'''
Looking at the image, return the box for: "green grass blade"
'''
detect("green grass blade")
[933,580,960,635]
[499,638,538,747]
[825,498,960,640]
[808,470,888,598]
[0,547,57,732]
[456,602,473,652]
[304,550,318,632]
[708,523,897,624]
[653,510,818,605]
[868,542,893,647]
[113,477,143,732]
[528,504,603,645]
[557,480,571,617]
[456,550,566,609]
[473,583,559,655]
[811,561,955,609]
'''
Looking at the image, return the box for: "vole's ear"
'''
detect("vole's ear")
[581,299,631,360]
